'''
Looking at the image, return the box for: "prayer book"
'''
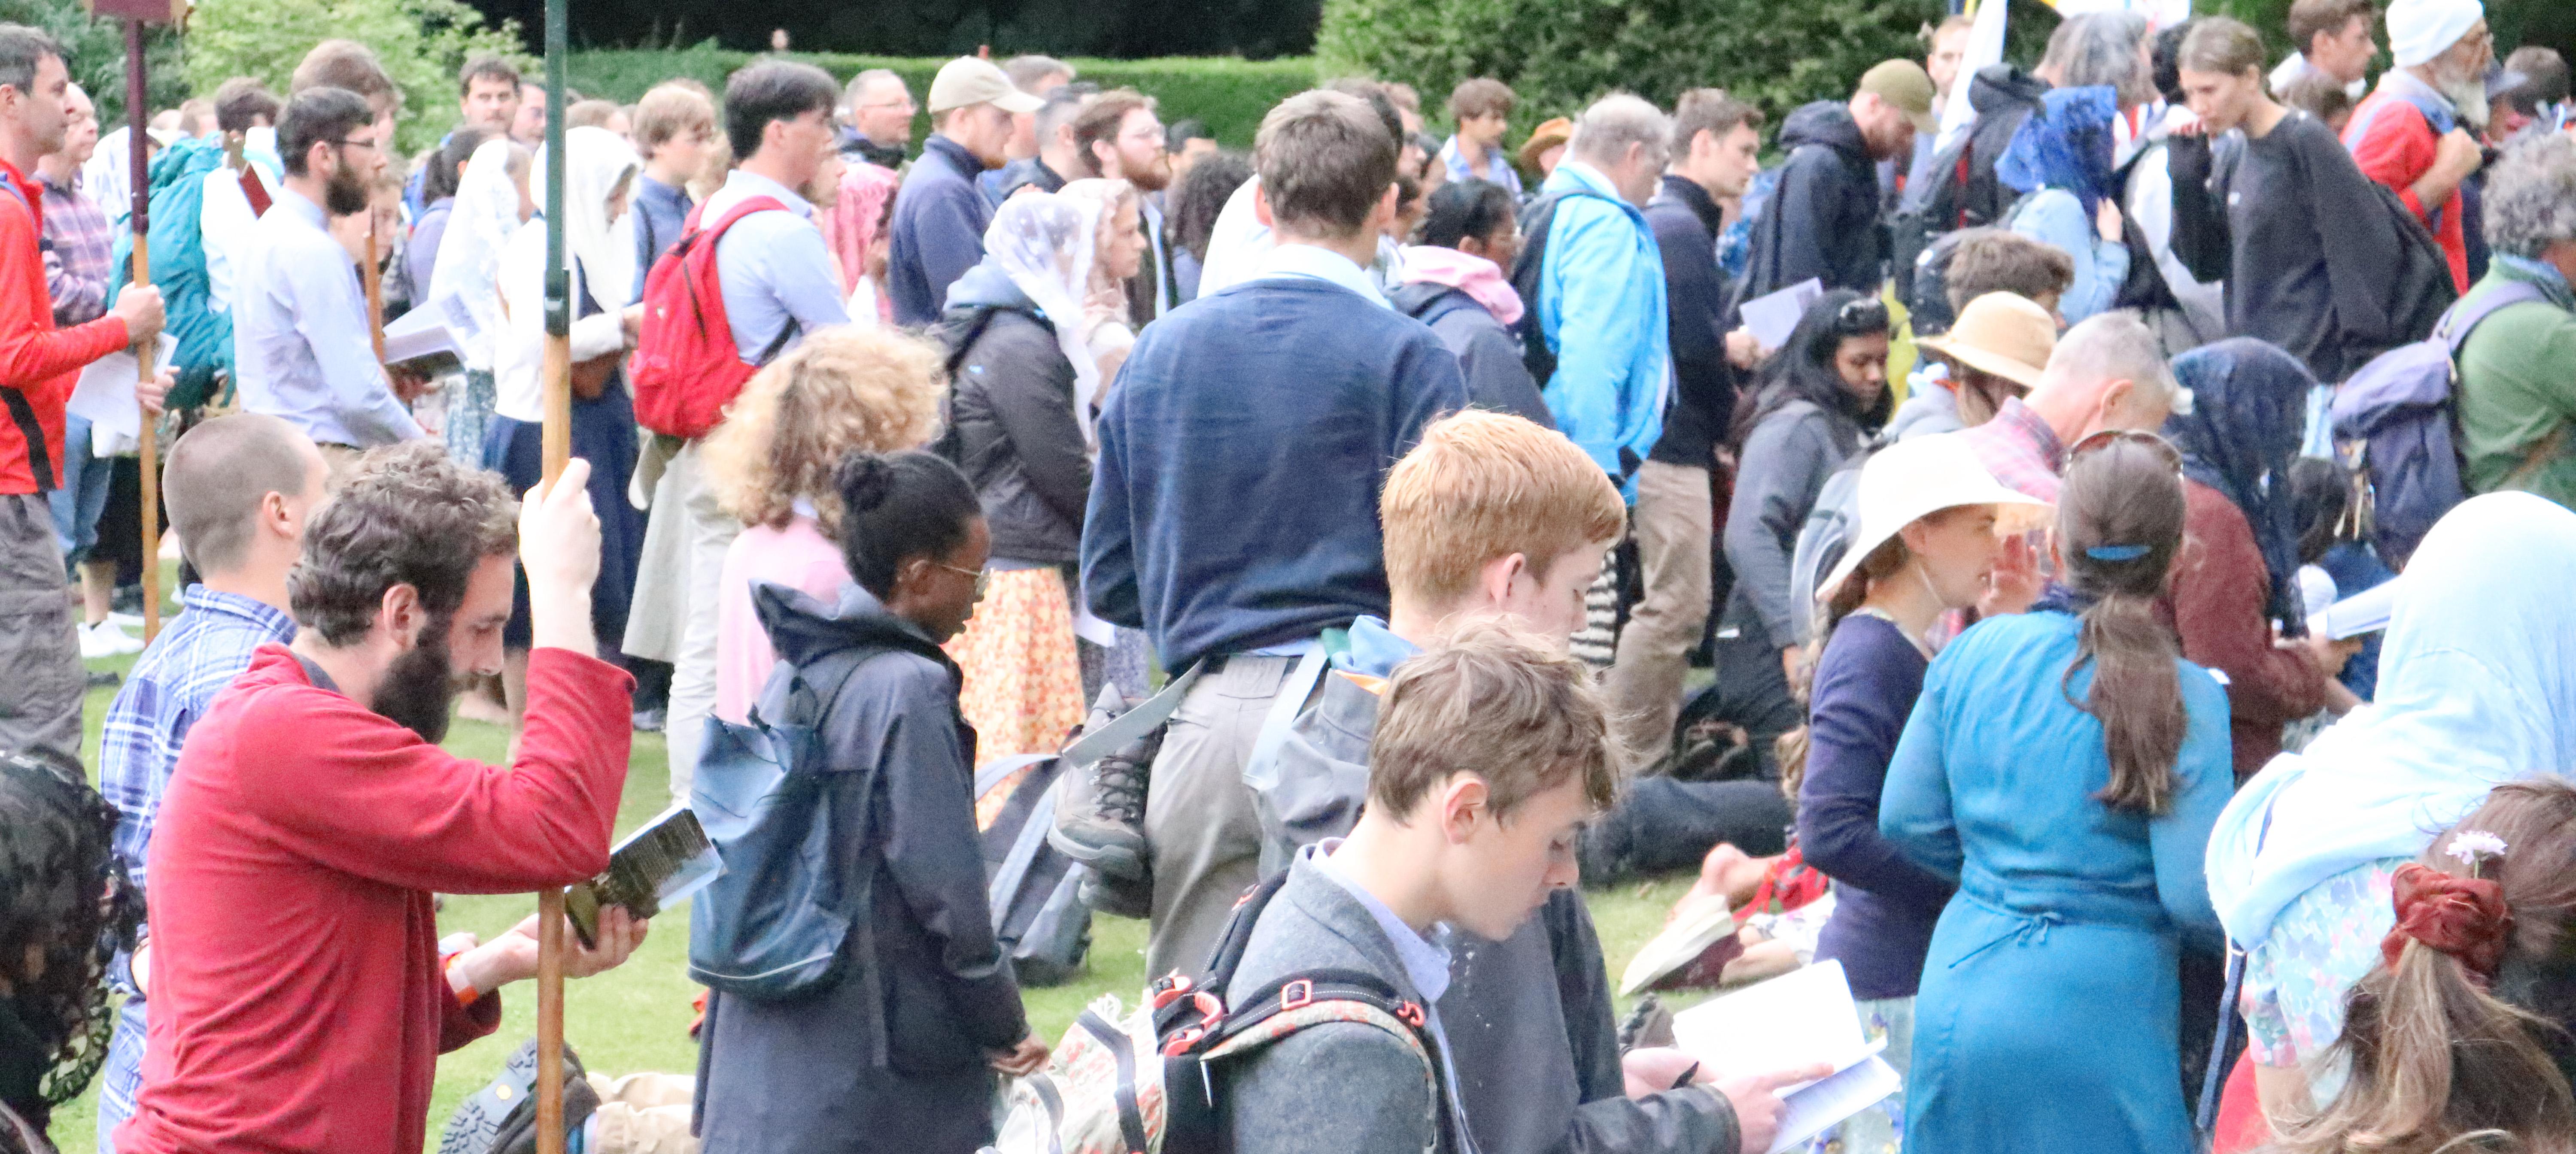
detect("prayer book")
[564,805,721,948]
[1669,960,1899,1153]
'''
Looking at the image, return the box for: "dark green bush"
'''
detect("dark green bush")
[567,44,1317,148]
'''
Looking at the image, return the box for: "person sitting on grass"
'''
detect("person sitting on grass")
[119,443,647,1154]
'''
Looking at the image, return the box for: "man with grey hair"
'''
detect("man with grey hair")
[1962,309,2190,506]
[2037,10,2157,106]
[990,81,1091,203]
[2345,0,2491,294]
[1509,93,1671,666]
[838,67,914,169]
[2455,131,2576,509]
[983,53,1075,199]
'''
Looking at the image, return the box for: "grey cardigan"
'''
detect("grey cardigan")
[1221,857,1455,1154]
[1723,397,1864,647]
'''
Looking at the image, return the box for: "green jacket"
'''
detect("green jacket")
[2457,260,2576,507]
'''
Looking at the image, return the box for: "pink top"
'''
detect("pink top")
[715,514,852,724]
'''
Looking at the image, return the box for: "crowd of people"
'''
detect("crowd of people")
[0,2,2570,1153]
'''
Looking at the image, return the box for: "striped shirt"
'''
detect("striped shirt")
[37,169,111,327]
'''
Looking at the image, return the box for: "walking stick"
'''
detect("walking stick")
[118,15,163,640]
[535,0,572,1144]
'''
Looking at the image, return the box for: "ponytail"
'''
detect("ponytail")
[2055,437,2189,815]
[2277,782,2576,1154]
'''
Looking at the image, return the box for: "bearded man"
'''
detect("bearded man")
[2344,0,2494,294]
[1073,87,1177,320]
[234,84,426,470]
[119,443,646,1154]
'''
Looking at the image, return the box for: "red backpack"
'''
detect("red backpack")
[631,196,799,439]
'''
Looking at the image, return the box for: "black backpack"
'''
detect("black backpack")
[1889,68,2046,303]
[1507,185,1622,390]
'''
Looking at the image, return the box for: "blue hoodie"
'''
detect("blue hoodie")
[1531,161,1670,500]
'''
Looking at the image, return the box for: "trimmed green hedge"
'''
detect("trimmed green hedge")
[567,44,1318,148]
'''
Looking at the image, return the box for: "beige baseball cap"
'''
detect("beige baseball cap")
[928,56,1045,115]
[1859,59,1938,134]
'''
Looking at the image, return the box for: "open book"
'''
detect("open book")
[564,805,721,948]
[382,290,502,375]
[1669,960,1902,1154]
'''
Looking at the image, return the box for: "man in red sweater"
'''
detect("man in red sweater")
[0,24,164,772]
[2343,0,2493,293]
[120,443,646,1154]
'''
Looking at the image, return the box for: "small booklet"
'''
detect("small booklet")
[2315,578,2400,641]
[564,805,721,948]
[383,291,501,375]
[1668,960,1898,1152]
[1738,278,1823,352]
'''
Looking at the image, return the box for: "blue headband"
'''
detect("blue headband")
[2085,544,2152,562]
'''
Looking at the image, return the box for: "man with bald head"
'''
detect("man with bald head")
[94,412,329,1144]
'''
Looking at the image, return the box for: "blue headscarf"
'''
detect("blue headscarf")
[1996,85,2122,216]
[2167,338,2314,632]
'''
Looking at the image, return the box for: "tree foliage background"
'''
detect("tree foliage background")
[467,0,1321,60]
[180,0,524,151]
[0,0,185,129]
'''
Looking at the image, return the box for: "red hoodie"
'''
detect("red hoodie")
[120,645,633,1154]
[0,156,130,493]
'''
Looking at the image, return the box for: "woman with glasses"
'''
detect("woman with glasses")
[1881,435,2234,1153]
[1713,289,1893,777]
[695,450,1051,1154]
[2164,339,2360,782]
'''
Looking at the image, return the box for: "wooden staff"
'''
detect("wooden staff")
[121,17,159,640]
[365,217,384,361]
[535,0,572,1140]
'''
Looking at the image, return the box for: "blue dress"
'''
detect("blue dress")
[1880,609,2233,1154]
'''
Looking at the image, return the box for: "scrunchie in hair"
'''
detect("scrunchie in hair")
[2380,862,2513,982]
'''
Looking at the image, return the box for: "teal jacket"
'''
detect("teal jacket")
[1534,162,1671,499]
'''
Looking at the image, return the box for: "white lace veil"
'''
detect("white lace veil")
[983,190,1103,440]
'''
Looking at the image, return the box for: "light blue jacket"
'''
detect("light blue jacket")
[2009,187,2130,324]
[1534,162,1670,500]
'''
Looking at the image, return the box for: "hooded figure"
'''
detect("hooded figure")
[1998,86,2133,323]
[487,125,649,656]
[2163,338,2336,779]
[2207,492,2576,1071]
[1737,101,1888,300]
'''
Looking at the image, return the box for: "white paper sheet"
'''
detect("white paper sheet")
[2317,578,2399,641]
[1738,279,1822,354]
[1671,959,1870,1084]
[67,334,176,457]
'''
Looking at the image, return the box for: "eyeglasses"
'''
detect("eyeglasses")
[932,560,989,597]
[335,138,380,151]
[1832,297,1890,335]
[2067,427,2184,472]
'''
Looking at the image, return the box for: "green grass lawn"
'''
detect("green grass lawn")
[53,636,1705,1153]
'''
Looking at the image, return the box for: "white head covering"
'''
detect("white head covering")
[531,126,641,314]
[2386,0,2485,68]
[428,137,528,369]
[1813,433,2050,604]
[2206,491,2576,947]
[982,190,1103,437]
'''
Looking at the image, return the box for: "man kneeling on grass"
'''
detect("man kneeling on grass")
[120,443,647,1154]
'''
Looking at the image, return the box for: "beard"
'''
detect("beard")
[1123,152,1173,192]
[324,156,371,217]
[371,613,458,744]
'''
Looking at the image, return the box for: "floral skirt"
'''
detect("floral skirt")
[946,566,1086,821]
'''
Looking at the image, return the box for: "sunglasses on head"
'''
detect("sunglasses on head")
[1831,297,1890,336]
[2068,427,2183,473]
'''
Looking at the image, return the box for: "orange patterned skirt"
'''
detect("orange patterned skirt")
[945,566,1086,824]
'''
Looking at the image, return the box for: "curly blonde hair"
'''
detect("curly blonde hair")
[702,326,947,535]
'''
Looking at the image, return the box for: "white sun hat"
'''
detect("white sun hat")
[1815,433,2054,605]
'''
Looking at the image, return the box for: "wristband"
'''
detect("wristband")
[444,951,482,1008]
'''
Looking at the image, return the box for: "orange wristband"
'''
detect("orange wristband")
[445,953,481,1008]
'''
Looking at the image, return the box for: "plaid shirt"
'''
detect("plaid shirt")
[37,168,110,327]
[94,585,298,1144]
[1959,397,2067,503]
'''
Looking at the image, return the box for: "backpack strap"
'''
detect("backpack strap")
[1239,643,1337,799]
[984,754,1065,928]
[2436,279,2549,354]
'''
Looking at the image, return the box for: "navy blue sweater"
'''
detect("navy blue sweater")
[887,136,994,327]
[1081,277,1468,672]
[1797,612,1952,1001]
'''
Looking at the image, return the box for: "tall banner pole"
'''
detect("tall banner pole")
[121,17,160,640]
[533,0,572,1141]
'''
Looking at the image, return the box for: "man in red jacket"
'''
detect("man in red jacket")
[2344,0,2494,293]
[120,442,646,1154]
[0,24,164,771]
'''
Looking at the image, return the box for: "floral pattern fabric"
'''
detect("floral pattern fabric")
[2240,856,2409,1069]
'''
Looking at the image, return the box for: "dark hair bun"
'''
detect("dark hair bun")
[835,451,895,514]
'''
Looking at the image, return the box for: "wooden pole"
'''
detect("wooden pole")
[123,18,159,641]
[534,0,571,1140]
[364,218,385,361]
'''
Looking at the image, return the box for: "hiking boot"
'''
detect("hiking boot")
[1078,862,1154,920]
[1049,732,1157,883]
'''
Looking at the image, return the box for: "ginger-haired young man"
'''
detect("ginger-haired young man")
[1244,410,1817,1154]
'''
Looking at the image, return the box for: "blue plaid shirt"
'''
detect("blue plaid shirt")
[94,584,296,1149]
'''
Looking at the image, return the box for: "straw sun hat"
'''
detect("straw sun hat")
[1815,435,2053,603]
[1915,292,2058,389]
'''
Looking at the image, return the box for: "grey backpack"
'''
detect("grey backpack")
[978,753,1092,987]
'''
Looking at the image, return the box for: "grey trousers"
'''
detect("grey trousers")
[1143,654,1304,982]
[0,492,83,773]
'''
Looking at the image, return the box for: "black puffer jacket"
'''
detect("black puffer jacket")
[941,262,1091,564]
